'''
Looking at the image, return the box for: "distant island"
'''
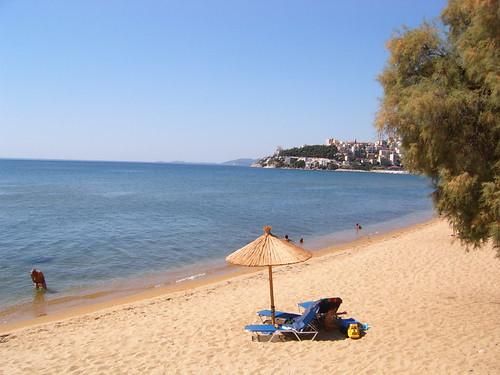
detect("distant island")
[161,159,257,167]
[220,158,258,167]
[253,138,406,173]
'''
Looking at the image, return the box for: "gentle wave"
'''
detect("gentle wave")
[175,273,207,284]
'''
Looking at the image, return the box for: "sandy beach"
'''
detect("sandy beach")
[1,219,499,374]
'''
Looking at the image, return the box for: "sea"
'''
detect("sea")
[0,159,434,323]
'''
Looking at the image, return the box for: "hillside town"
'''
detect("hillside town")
[253,138,406,172]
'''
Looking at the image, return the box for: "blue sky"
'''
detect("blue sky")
[0,0,446,163]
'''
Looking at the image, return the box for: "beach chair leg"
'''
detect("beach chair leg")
[295,330,318,341]
[269,332,280,343]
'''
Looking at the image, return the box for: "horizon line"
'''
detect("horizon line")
[0,156,254,166]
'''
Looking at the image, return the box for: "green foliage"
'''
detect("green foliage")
[279,145,338,159]
[376,0,499,254]
[293,160,306,168]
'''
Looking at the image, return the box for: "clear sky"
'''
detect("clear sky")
[0,0,447,163]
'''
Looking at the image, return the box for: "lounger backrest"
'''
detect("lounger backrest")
[292,301,320,331]
[318,297,343,314]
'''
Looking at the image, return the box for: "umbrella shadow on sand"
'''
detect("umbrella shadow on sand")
[252,328,350,343]
[314,329,351,342]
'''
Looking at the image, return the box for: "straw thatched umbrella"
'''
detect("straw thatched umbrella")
[226,226,312,325]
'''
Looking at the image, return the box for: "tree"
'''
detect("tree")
[376,0,499,254]
[294,160,306,169]
[278,144,338,159]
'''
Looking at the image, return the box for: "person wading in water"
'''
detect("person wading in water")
[30,269,47,290]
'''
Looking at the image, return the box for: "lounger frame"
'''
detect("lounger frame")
[246,323,319,342]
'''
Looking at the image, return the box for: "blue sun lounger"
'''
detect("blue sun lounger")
[257,302,315,322]
[256,309,301,323]
[257,297,345,323]
[298,297,343,312]
[245,301,321,342]
[298,300,314,311]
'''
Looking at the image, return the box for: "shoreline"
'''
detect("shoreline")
[253,165,409,174]
[0,209,434,328]
[0,217,439,334]
[2,218,499,374]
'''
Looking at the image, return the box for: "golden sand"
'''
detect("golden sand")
[1,220,499,374]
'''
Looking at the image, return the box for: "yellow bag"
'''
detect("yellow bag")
[347,323,361,339]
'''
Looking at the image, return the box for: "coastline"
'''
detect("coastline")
[0,218,437,334]
[253,165,409,174]
[332,168,408,174]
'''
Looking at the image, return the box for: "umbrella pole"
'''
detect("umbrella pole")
[268,265,276,326]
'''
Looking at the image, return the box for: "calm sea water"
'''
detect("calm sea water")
[0,159,434,313]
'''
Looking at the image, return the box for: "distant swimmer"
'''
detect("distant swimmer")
[355,223,362,233]
[284,234,291,242]
[30,269,47,290]
[299,238,304,244]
